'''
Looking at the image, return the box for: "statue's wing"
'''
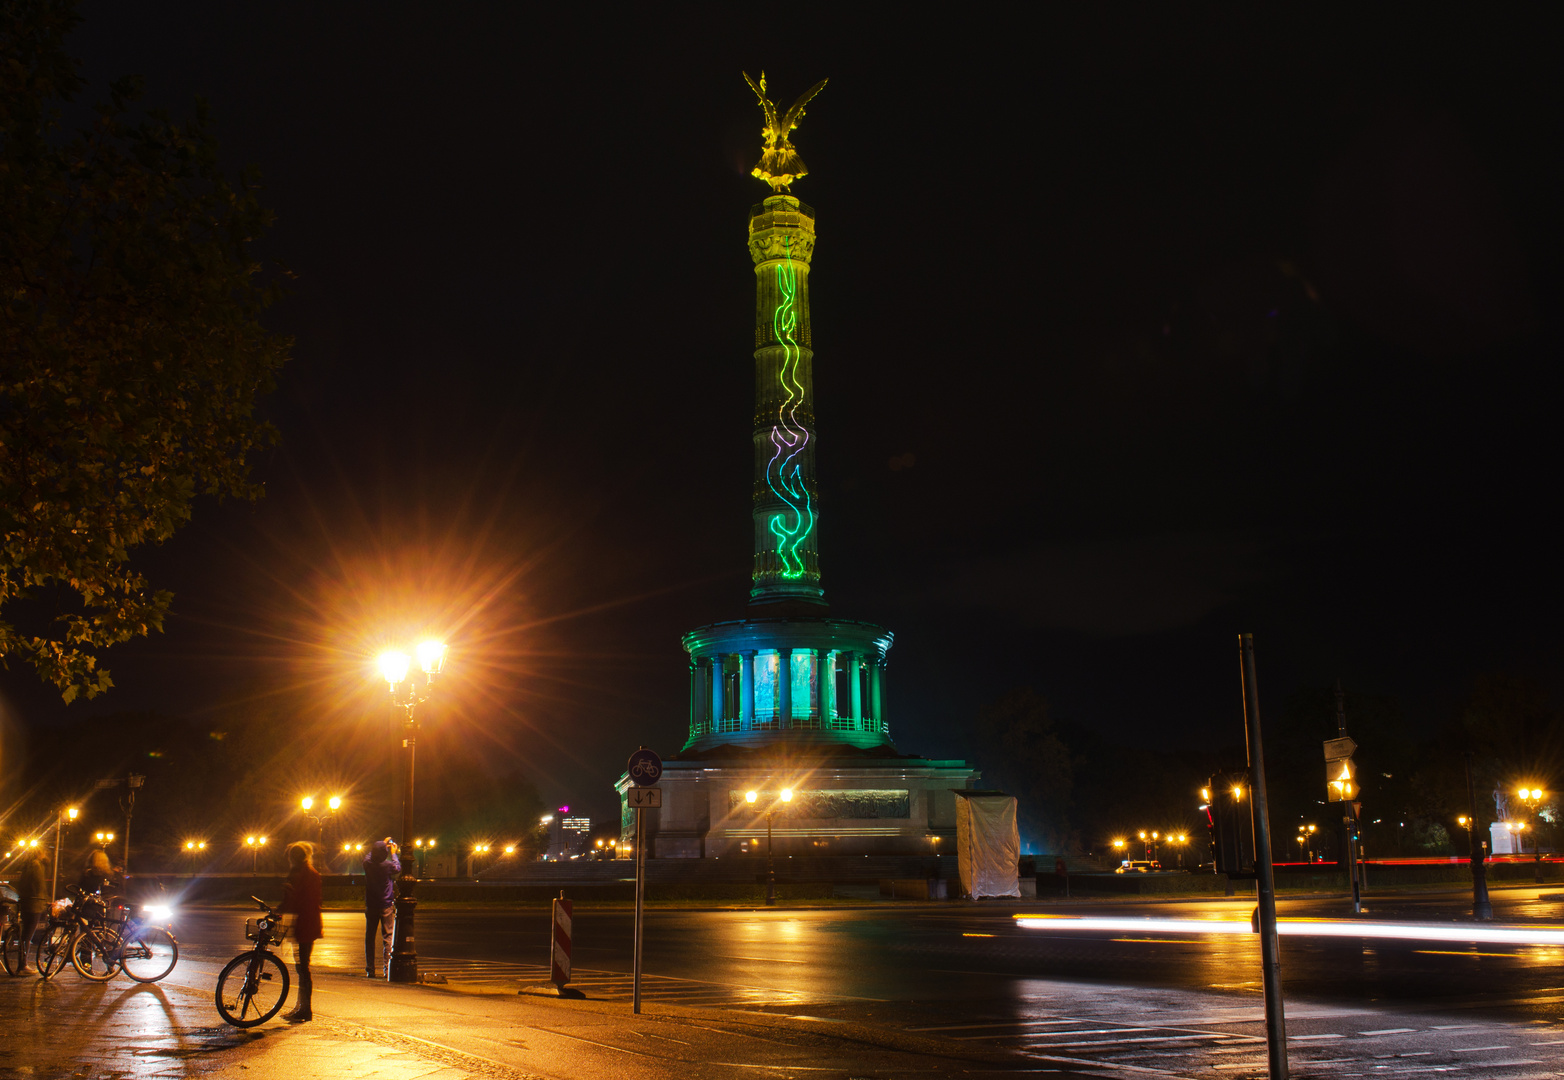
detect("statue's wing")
[780,78,828,131]
[742,70,777,128]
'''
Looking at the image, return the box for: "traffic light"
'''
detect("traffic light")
[1205,771,1256,878]
[1324,736,1357,802]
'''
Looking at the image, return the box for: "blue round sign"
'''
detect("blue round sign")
[627,748,663,787]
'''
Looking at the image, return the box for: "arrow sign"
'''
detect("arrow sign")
[1323,736,1357,762]
[626,787,662,809]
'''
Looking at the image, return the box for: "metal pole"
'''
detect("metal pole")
[1239,633,1288,1080]
[122,785,135,884]
[1465,753,1492,920]
[50,814,61,902]
[633,806,645,1014]
[390,717,419,983]
[766,811,776,905]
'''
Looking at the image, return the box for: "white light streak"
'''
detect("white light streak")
[1013,915,1564,946]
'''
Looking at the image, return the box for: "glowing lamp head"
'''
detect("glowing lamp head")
[378,650,411,689]
[429,839,436,848]
[1233,785,1244,800]
[1533,788,1545,800]
[67,807,78,821]
[745,791,758,803]
[246,836,256,846]
[780,788,793,802]
[1112,839,1125,849]
[300,796,314,812]
[416,639,447,675]
[260,836,268,845]
[328,796,341,811]
[504,845,515,855]
[343,843,352,852]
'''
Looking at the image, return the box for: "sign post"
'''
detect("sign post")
[626,747,662,1016]
[1239,634,1288,1080]
[1324,730,1360,914]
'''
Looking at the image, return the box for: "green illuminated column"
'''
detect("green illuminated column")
[749,195,824,605]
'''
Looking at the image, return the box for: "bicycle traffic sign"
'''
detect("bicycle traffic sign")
[627,748,663,787]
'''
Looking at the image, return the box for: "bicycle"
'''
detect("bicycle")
[32,887,110,979]
[68,900,179,983]
[214,896,291,1027]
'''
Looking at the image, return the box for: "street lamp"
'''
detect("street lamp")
[377,638,447,984]
[245,835,268,872]
[50,806,79,901]
[1516,786,1546,883]
[1296,823,1317,863]
[745,787,793,905]
[299,795,344,848]
[412,838,437,877]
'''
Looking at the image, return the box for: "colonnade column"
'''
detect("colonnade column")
[777,648,793,728]
[689,664,700,735]
[848,653,863,723]
[740,651,756,729]
[709,654,726,729]
[819,649,836,724]
[869,663,883,733]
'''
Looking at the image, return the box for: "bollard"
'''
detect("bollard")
[552,890,572,988]
[519,889,584,998]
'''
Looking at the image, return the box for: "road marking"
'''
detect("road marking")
[1289,1034,1344,1040]
[1449,1045,1510,1052]
[532,1028,657,1058]
[1414,949,1515,957]
[1110,938,1202,944]
[1360,1028,1417,1035]
[907,1019,1079,1032]
[718,955,809,963]
[1024,1053,1192,1077]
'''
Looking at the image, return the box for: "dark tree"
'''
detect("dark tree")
[970,688,1077,852]
[0,1,289,701]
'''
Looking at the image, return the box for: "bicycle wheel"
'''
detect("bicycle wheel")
[70,926,119,981]
[1,925,26,976]
[215,951,289,1028]
[35,924,71,979]
[120,926,178,983]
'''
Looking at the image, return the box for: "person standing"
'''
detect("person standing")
[17,848,51,964]
[362,838,400,978]
[280,841,322,1022]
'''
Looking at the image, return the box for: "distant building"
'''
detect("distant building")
[544,808,592,859]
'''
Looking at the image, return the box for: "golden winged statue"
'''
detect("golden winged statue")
[743,71,828,193]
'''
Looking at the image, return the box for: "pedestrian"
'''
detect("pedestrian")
[79,845,119,896]
[17,847,51,965]
[362,837,400,978]
[280,841,322,1022]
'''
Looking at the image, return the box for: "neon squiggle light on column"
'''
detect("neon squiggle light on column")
[766,236,814,579]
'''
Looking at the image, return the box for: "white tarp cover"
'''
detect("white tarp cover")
[955,793,1020,899]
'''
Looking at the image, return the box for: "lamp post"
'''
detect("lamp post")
[50,806,78,901]
[1516,786,1545,883]
[299,795,343,849]
[745,787,793,905]
[378,639,446,984]
[245,835,268,872]
[412,838,437,877]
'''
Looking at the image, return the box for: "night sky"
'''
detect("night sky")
[6,7,1560,835]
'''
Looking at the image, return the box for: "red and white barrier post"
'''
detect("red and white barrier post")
[551,890,572,989]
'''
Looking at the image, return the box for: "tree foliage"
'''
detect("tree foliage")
[0,1,289,700]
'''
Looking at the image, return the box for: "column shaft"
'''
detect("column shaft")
[869,664,883,733]
[777,649,793,729]
[740,651,756,729]
[849,653,863,721]
[710,654,726,729]
[820,649,836,725]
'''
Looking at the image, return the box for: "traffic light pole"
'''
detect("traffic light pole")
[1239,633,1288,1080]
[1464,751,1493,920]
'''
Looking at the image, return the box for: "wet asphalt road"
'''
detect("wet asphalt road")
[149,885,1564,1077]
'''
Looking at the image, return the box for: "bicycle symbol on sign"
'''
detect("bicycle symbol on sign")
[626,749,662,786]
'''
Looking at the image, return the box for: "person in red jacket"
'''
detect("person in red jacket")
[280,841,323,1022]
